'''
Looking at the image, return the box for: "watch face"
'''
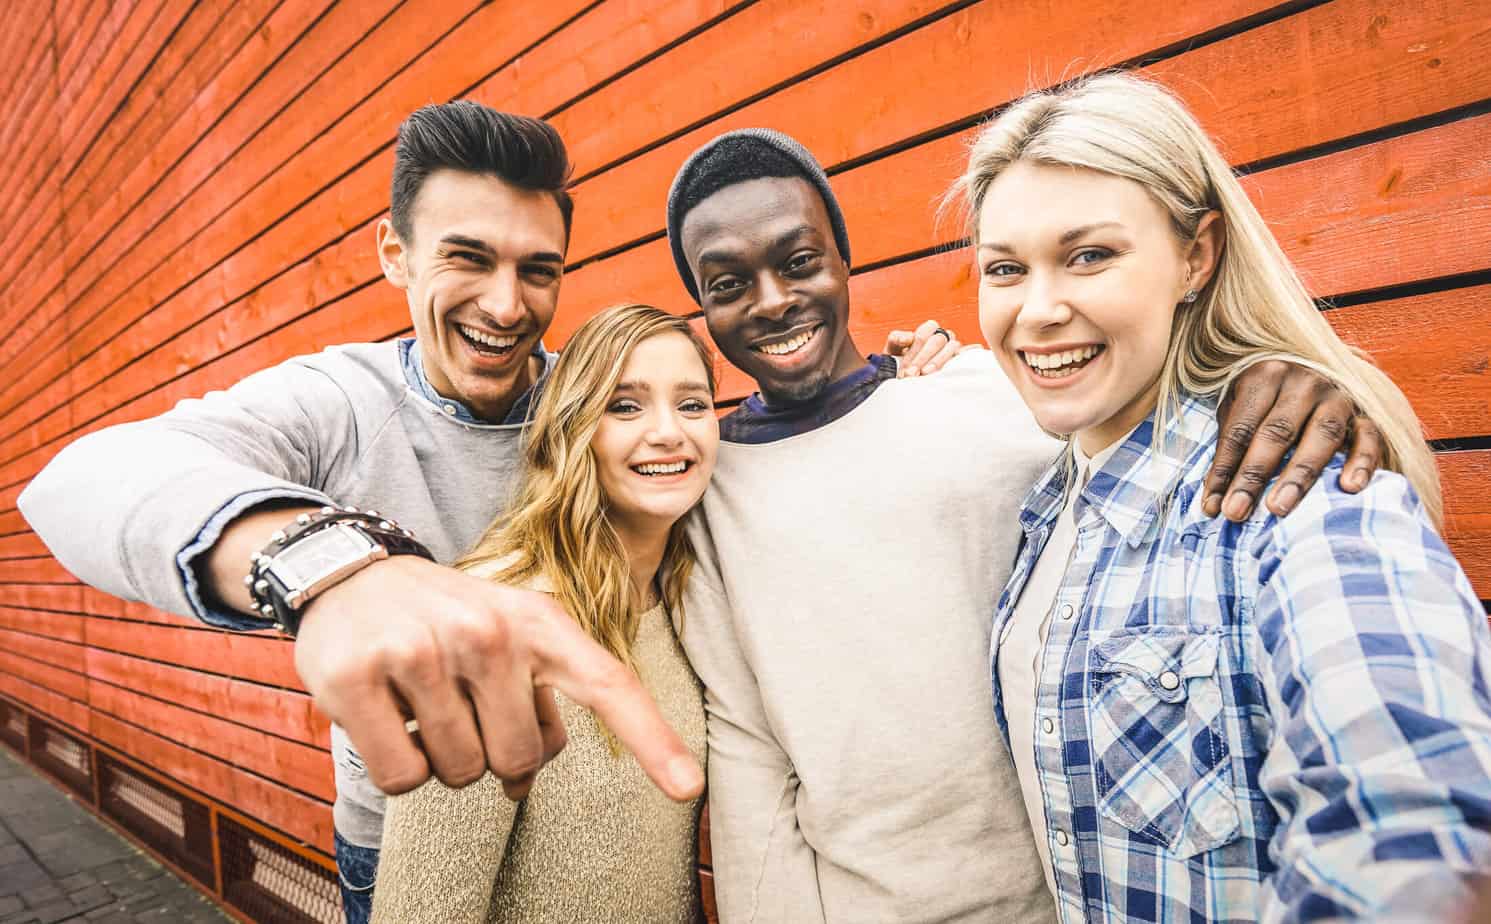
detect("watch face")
[268,526,378,588]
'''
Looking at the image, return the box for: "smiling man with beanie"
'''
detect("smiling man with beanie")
[666,128,1382,922]
[667,127,1058,922]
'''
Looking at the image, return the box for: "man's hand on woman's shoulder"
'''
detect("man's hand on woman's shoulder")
[1208,359,1385,522]
[884,319,979,377]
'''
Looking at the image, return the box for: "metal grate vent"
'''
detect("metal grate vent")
[27,716,92,800]
[97,752,215,887]
[219,815,343,924]
[0,699,25,752]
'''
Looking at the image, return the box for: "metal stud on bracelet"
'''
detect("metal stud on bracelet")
[244,504,432,636]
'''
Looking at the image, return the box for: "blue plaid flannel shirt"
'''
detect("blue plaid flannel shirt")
[991,393,1491,923]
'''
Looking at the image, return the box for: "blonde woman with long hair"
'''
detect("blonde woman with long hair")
[954,73,1491,921]
[370,304,717,923]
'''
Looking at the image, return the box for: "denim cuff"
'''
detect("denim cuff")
[174,487,333,631]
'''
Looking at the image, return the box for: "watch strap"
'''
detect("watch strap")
[244,506,434,636]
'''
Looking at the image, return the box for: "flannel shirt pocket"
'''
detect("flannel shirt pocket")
[1089,628,1240,857]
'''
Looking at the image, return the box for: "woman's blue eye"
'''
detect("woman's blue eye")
[680,399,710,413]
[607,400,641,414]
[983,262,1021,277]
[1072,248,1112,265]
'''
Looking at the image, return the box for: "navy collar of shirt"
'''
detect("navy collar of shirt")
[399,337,556,426]
[719,354,898,444]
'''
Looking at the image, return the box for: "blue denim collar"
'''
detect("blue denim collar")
[398,337,556,425]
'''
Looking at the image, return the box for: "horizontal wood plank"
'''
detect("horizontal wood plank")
[0,648,87,702]
[0,533,49,559]
[0,585,83,614]
[85,647,329,748]
[0,626,85,673]
[0,604,86,644]
[83,618,303,692]
[0,674,90,733]
[0,557,76,585]
[1326,286,1491,439]
[88,678,334,801]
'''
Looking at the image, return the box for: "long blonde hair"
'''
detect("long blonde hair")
[947,72,1441,525]
[458,304,717,675]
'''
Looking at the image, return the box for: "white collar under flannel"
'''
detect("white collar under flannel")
[992,392,1491,923]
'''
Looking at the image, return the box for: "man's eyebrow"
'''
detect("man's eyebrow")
[439,234,496,254]
[694,248,737,267]
[695,224,819,267]
[438,235,564,265]
[770,225,817,248]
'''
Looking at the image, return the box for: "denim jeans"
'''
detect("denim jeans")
[334,831,379,924]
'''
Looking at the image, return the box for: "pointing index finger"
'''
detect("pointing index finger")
[527,602,703,801]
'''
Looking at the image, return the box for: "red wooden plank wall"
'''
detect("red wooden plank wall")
[0,1,1488,920]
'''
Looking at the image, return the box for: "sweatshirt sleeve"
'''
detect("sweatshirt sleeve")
[17,355,364,630]
[680,572,825,924]
[371,773,516,924]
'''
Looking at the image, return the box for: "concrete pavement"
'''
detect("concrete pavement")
[0,746,229,924]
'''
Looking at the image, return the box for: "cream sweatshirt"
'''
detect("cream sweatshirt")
[680,348,1062,923]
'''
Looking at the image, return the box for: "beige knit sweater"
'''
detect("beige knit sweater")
[370,568,707,923]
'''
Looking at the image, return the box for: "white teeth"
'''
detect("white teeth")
[1023,345,1101,375]
[458,324,519,349]
[756,328,816,356]
[634,461,689,475]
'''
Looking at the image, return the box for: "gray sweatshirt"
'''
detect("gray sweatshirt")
[681,348,1062,922]
[18,340,540,848]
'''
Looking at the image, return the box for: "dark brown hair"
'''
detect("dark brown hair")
[390,101,573,245]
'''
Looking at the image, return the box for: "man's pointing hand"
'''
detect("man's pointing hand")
[294,555,704,801]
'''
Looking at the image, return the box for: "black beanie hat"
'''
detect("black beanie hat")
[665,128,851,303]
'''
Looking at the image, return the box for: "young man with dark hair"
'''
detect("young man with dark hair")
[665,128,1384,922]
[20,102,700,923]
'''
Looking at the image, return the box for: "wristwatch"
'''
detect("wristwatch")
[245,507,433,636]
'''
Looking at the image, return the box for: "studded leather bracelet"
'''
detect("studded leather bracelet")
[244,506,434,637]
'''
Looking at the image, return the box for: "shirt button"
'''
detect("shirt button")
[1158,670,1181,691]
[1041,717,1055,735]
[442,403,457,415]
[1054,829,1070,847]
[1058,604,1074,621]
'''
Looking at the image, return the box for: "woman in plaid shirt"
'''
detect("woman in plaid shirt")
[953,72,1491,922]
